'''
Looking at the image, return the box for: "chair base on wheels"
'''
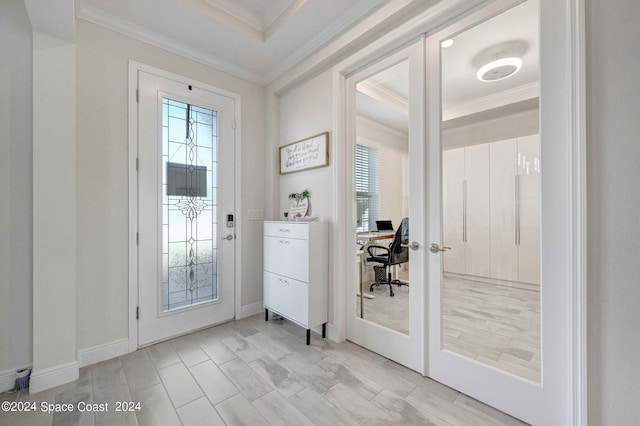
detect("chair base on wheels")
[369,265,408,297]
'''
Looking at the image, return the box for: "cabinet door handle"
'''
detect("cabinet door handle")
[462,180,467,242]
[514,175,521,246]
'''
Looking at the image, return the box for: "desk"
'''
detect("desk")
[357,231,395,243]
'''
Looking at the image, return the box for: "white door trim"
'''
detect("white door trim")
[127,61,243,353]
[331,0,586,423]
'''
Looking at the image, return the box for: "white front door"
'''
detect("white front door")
[346,41,426,373]
[137,70,236,346]
[425,0,574,424]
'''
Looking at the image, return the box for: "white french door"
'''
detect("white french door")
[136,70,236,346]
[346,41,426,373]
[344,0,580,422]
[425,0,574,424]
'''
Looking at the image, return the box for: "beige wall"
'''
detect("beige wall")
[75,20,266,350]
[586,0,640,423]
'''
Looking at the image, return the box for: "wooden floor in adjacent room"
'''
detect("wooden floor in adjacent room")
[357,272,541,382]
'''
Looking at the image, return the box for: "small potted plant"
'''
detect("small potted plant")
[288,189,311,219]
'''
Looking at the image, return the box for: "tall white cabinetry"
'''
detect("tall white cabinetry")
[443,135,540,286]
[443,145,491,277]
[263,221,328,345]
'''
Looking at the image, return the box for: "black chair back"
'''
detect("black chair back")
[388,222,409,265]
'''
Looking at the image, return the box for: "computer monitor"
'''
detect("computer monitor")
[375,220,394,231]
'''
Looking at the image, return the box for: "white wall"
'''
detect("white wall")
[31,31,77,384]
[0,0,33,384]
[586,0,640,423]
[278,70,335,221]
[277,70,336,326]
[75,20,266,351]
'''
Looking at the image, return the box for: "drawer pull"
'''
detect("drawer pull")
[279,240,290,245]
[278,228,291,233]
[278,278,290,285]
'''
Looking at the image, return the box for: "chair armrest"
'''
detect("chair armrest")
[367,244,390,258]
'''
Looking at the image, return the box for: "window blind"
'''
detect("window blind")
[356,144,379,232]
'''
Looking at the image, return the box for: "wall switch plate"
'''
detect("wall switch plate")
[247,209,263,221]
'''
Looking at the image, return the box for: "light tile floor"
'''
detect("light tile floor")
[1,314,528,426]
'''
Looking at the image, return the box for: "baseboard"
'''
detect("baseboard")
[78,338,130,368]
[0,364,32,393]
[325,323,338,342]
[29,360,79,394]
[238,301,264,319]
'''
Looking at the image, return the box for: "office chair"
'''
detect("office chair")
[366,219,409,297]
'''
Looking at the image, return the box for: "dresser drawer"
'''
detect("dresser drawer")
[264,236,309,282]
[263,271,309,326]
[264,222,309,240]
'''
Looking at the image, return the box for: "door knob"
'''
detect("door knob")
[409,241,420,251]
[224,234,234,241]
[429,243,451,253]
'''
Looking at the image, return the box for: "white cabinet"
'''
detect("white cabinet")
[464,144,491,277]
[443,135,540,286]
[442,144,491,278]
[489,138,519,282]
[515,134,541,285]
[443,149,465,274]
[263,221,328,344]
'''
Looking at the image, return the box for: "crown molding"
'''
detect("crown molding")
[76,3,264,85]
[357,114,408,140]
[263,0,387,85]
[358,80,409,115]
[443,81,539,121]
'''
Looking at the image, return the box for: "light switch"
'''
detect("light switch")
[247,209,263,221]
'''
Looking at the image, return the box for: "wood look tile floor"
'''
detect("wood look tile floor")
[1,314,528,426]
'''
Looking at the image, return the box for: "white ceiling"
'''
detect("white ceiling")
[76,0,539,132]
[76,0,388,84]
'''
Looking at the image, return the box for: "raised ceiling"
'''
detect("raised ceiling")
[76,0,388,84]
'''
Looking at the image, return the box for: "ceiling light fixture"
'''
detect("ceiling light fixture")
[476,57,523,82]
[441,39,455,48]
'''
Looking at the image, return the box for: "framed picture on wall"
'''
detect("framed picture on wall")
[279,132,329,174]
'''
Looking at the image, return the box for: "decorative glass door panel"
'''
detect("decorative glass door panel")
[137,69,235,346]
[162,98,219,312]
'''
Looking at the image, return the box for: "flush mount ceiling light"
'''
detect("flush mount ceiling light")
[476,57,523,82]
[441,39,455,48]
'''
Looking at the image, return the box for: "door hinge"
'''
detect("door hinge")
[136,232,139,245]
[232,121,236,129]
[136,89,139,103]
[136,306,139,320]
[136,158,139,172]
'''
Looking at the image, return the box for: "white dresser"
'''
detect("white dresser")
[263,221,328,344]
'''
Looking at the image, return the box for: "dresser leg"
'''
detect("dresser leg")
[322,323,326,338]
[265,308,268,322]
[306,329,310,345]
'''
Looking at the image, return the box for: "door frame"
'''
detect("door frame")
[333,0,586,423]
[127,61,243,352]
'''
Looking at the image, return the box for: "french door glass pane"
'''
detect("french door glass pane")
[440,0,541,382]
[162,98,218,312]
[355,59,411,335]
